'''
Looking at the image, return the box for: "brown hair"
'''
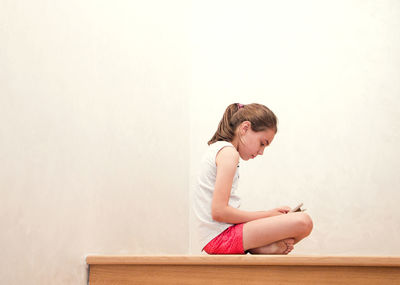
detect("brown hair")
[207,103,278,145]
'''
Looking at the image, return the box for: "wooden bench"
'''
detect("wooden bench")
[86,255,400,284]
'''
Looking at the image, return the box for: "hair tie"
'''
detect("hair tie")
[237,103,245,110]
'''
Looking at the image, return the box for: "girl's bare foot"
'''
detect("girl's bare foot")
[283,238,294,254]
[249,238,295,255]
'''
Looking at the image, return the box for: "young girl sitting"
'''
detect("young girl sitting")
[193,103,313,254]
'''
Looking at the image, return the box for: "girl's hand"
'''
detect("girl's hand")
[269,206,291,216]
[277,206,291,214]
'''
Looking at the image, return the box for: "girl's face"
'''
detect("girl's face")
[234,121,276,161]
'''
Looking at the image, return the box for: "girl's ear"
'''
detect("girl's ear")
[242,121,251,133]
[238,121,250,136]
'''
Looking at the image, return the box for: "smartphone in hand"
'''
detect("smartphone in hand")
[290,203,305,212]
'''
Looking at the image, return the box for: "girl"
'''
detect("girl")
[193,103,313,254]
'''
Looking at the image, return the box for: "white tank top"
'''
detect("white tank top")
[193,140,241,250]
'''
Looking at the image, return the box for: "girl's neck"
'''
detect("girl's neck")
[230,137,239,151]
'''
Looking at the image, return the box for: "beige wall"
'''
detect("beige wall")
[1,1,190,284]
[1,1,400,285]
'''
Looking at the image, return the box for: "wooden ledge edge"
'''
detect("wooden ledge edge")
[86,255,400,267]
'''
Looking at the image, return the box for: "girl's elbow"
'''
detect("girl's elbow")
[211,207,225,222]
[211,212,221,222]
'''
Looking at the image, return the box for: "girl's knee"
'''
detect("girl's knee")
[304,213,313,233]
[295,212,313,235]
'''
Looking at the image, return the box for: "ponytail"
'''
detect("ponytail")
[207,103,278,145]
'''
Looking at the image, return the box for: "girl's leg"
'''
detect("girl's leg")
[243,212,313,253]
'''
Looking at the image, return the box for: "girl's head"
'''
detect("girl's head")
[208,103,278,161]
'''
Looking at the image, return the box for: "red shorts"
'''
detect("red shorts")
[203,223,247,254]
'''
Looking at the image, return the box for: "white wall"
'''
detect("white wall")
[1,1,400,285]
[190,0,400,255]
[1,1,190,284]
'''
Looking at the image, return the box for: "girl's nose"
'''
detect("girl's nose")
[258,148,264,155]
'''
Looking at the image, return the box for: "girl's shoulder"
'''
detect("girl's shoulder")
[214,142,239,167]
[209,141,237,156]
[210,140,235,149]
[203,141,237,161]
[200,141,239,169]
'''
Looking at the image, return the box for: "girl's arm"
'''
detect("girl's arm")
[212,206,283,224]
[212,147,287,224]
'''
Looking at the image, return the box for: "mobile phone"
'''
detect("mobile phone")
[290,203,304,213]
